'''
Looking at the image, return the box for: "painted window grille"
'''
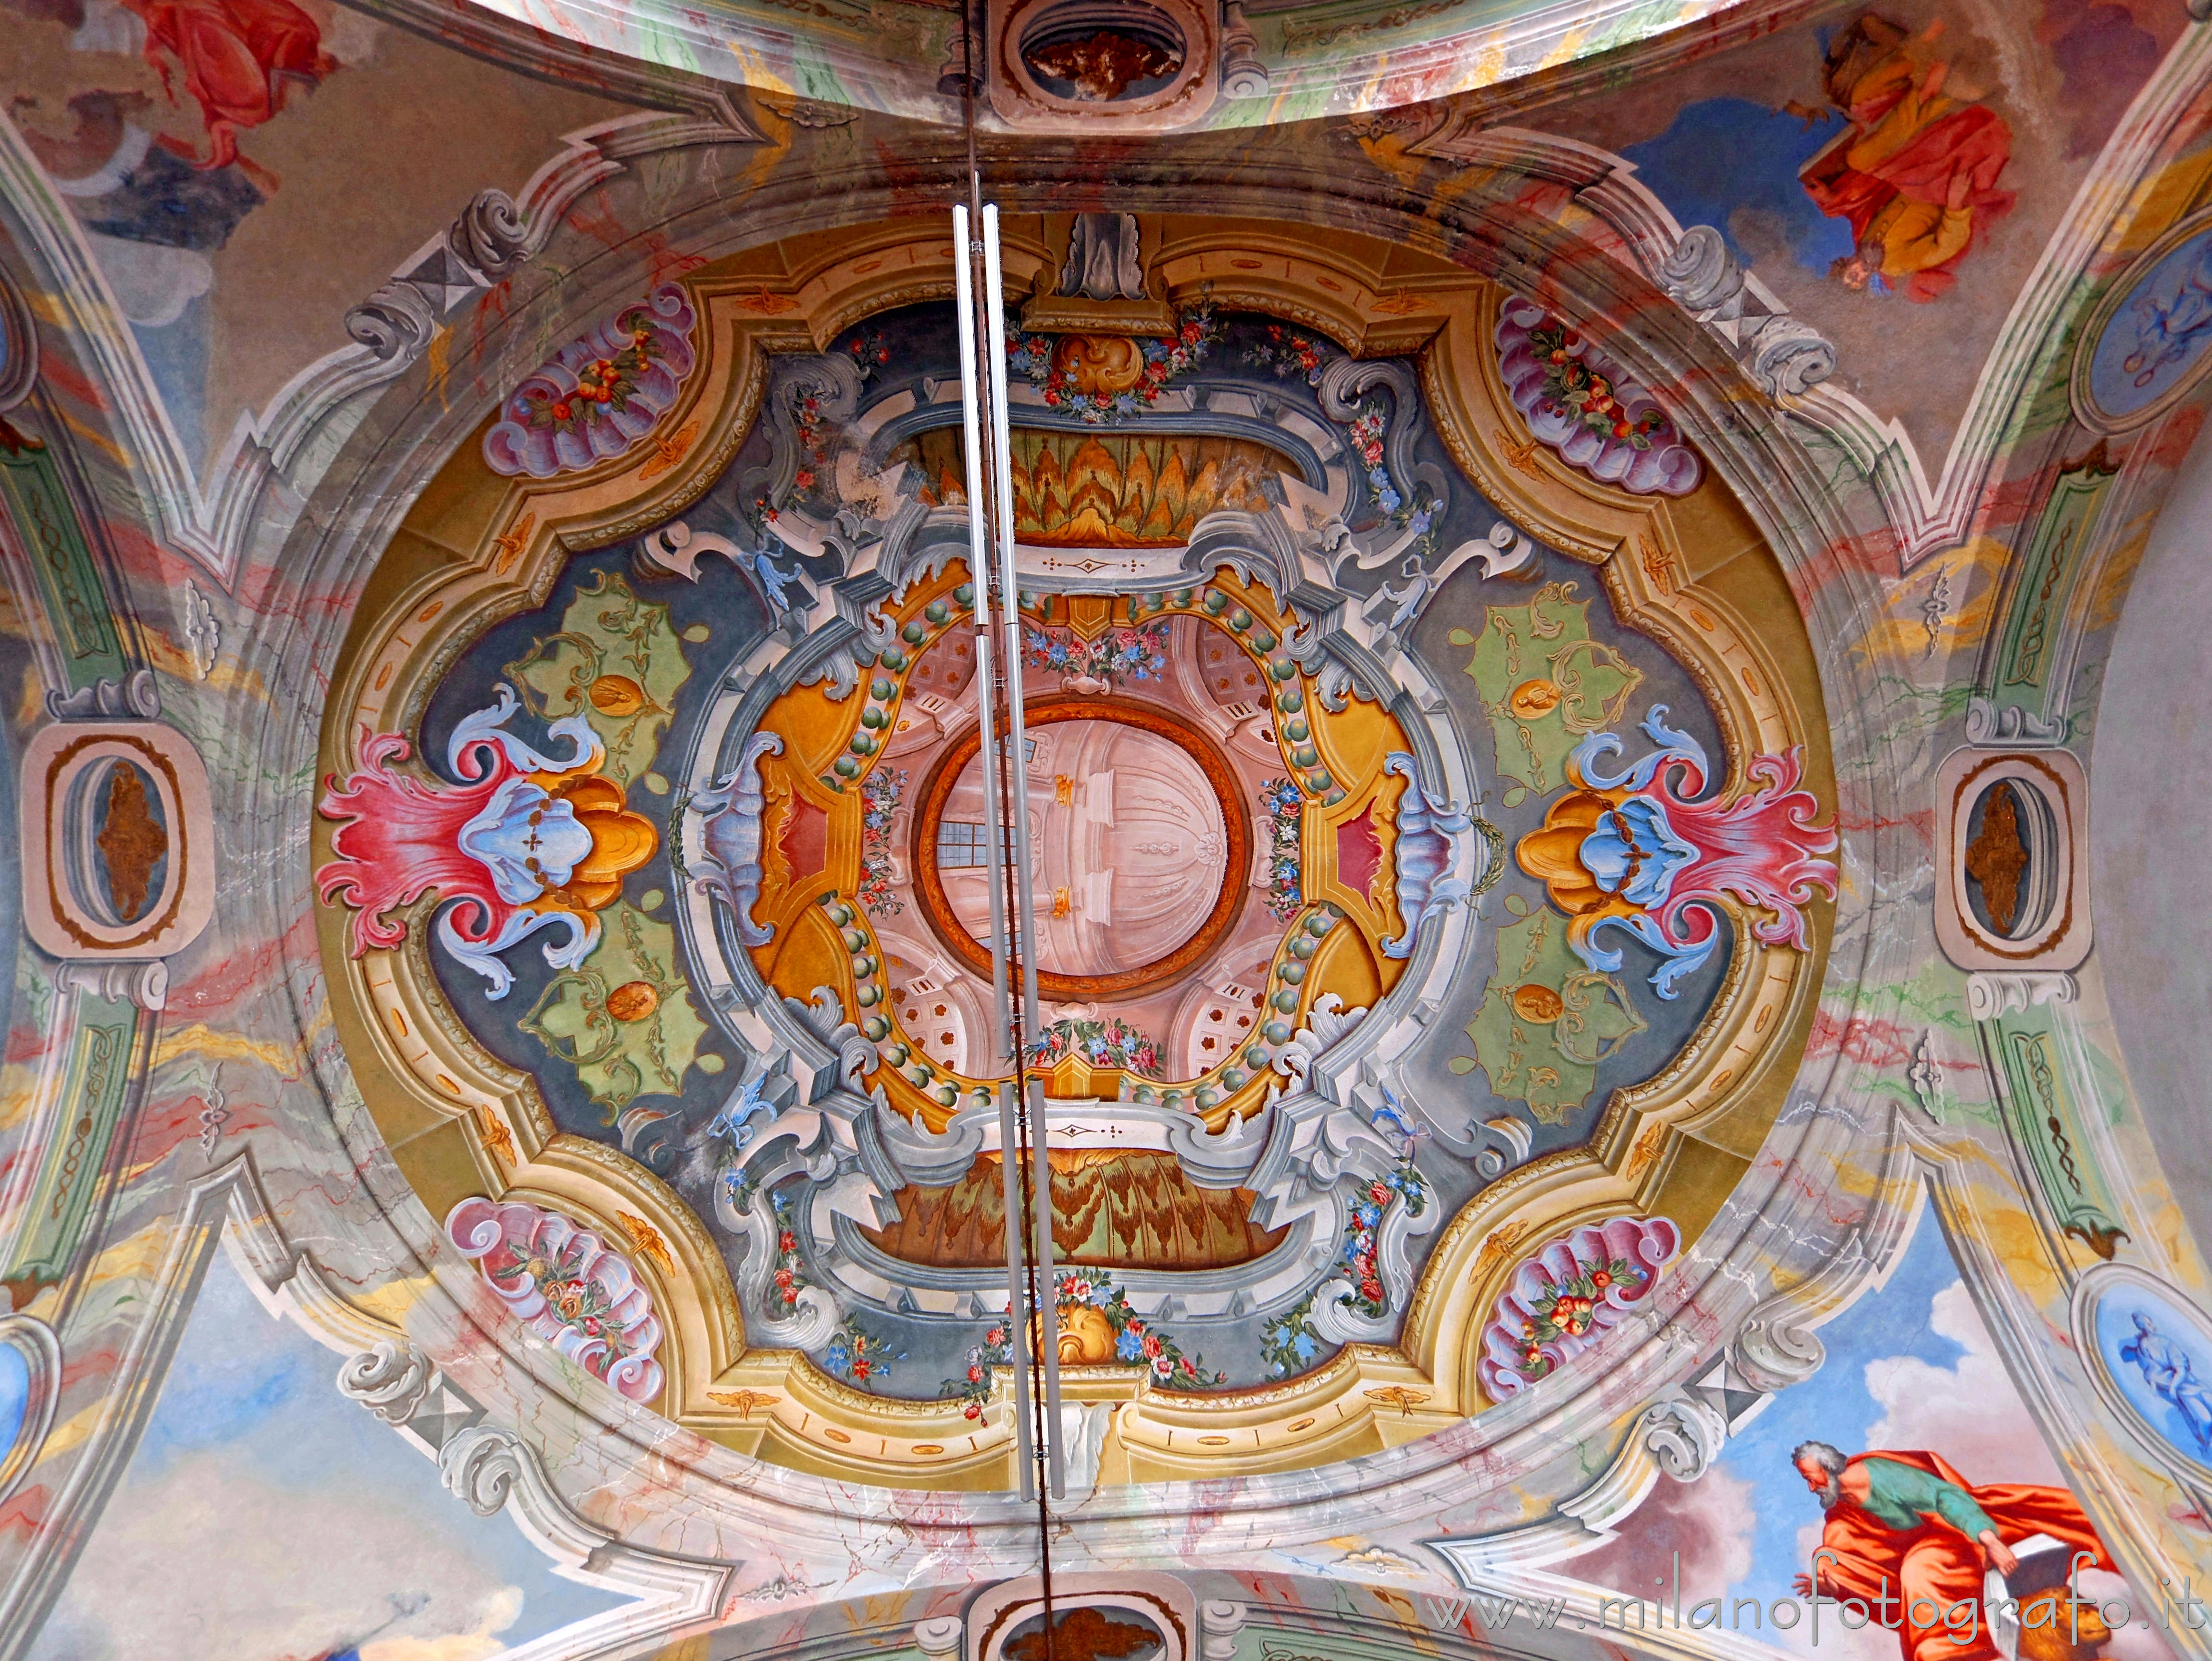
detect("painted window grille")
[937,819,1021,869]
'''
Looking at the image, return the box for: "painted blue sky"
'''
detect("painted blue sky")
[1712,1194,1976,1606]
[1622,97,1858,276]
[31,1252,629,1661]
[1574,1190,2119,1661]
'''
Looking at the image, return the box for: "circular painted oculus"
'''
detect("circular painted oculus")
[911,696,1249,1001]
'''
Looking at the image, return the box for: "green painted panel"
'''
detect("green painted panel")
[0,444,125,689]
[1992,457,2115,698]
[8,997,138,1287]
[1993,1019,2126,1260]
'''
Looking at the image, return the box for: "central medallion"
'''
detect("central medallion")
[914,697,1248,1002]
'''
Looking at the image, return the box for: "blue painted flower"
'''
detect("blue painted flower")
[824,1340,850,1376]
[1292,1331,1319,1363]
[1116,1326,1146,1362]
[1355,1201,1381,1228]
[1579,793,1700,908]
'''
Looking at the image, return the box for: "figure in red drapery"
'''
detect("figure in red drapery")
[1798,15,2014,303]
[124,0,334,175]
[1791,1442,2116,1661]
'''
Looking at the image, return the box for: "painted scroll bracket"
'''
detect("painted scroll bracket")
[0,102,761,587]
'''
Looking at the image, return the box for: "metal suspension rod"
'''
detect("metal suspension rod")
[955,138,1060,1645]
[952,201,1034,1502]
[982,203,1065,1500]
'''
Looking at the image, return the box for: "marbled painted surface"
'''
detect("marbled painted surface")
[0,5,2207,1659]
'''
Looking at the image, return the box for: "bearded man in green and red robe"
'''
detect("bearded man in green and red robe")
[1790,1441,2114,1661]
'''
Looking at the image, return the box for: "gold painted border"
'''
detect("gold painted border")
[315,219,1835,1484]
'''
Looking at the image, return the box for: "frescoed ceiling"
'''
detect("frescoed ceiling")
[2,2,2212,1661]
[306,238,1835,1477]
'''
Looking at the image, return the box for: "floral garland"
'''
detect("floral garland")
[857,766,905,918]
[515,1234,636,1360]
[822,1315,899,1387]
[946,1322,1015,1420]
[753,326,889,530]
[1061,1272,1223,1389]
[1022,622,1170,687]
[447,1198,664,1401]
[1032,1015,1164,1078]
[513,298,674,442]
[1344,404,1405,516]
[1259,1294,1330,1379]
[766,1187,807,1313]
[1246,322,1327,384]
[1515,1253,1644,1377]
[1524,317,1668,450]
[1259,777,1303,922]
[1007,310,1221,423]
[1243,324,1429,527]
[1340,1158,1427,1318]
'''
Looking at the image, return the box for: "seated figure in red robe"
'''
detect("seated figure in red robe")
[1799,15,2014,302]
[1790,1441,2115,1661]
[125,0,335,175]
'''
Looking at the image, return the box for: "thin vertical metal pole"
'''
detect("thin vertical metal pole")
[981,205,1064,1498]
[950,204,1017,1076]
[954,202,1032,1500]
[963,58,1056,1656]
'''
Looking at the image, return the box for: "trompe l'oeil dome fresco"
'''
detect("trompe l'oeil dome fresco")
[306,255,1836,1478]
[0,6,2210,1660]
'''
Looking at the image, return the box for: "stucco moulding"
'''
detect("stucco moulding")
[18,718,214,967]
[1931,746,2089,977]
[2070,1263,2212,1504]
[2070,203,2212,435]
[312,216,1837,1491]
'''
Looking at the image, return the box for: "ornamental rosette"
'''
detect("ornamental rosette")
[1495,295,1701,497]
[1477,1215,1680,1398]
[484,284,698,478]
[448,1196,666,1402]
